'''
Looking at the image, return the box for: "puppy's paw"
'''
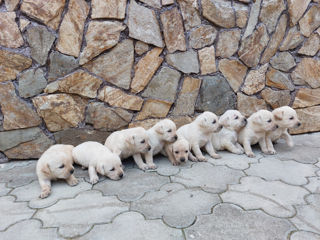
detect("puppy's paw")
[172,161,180,166]
[211,153,221,159]
[268,149,277,155]
[189,156,198,162]
[138,163,149,171]
[90,175,99,185]
[288,141,294,148]
[66,176,78,186]
[234,149,244,155]
[246,152,255,158]
[147,163,157,169]
[198,156,207,162]
[39,189,50,199]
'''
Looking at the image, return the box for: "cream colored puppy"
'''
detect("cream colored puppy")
[105,127,151,170]
[212,110,247,154]
[36,144,78,199]
[238,110,278,157]
[265,106,301,154]
[72,141,124,184]
[177,111,221,161]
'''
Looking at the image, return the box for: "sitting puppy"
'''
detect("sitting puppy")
[238,110,278,157]
[212,110,247,154]
[36,144,78,199]
[265,106,301,154]
[105,127,151,170]
[177,111,221,161]
[72,141,124,184]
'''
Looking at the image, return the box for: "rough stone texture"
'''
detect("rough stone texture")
[135,41,149,55]
[189,25,217,49]
[219,59,247,92]
[21,0,65,30]
[48,51,78,82]
[216,29,241,58]
[291,231,320,240]
[162,0,174,5]
[91,0,126,19]
[259,0,285,33]
[4,0,19,11]
[288,0,311,26]
[160,8,186,53]
[128,0,163,47]
[280,26,304,51]
[291,58,320,88]
[142,67,180,102]
[166,50,199,73]
[298,33,320,56]
[242,63,268,95]
[196,75,236,115]
[0,12,24,48]
[136,99,172,121]
[199,46,216,75]
[243,0,261,39]
[53,128,108,145]
[98,86,144,111]
[261,88,291,109]
[131,48,163,93]
[177,0,201,30]
[234,2,249,29]
[140,0,161,8]
[305,177,320,193]
[79,21,126,65]
[0,183,11,197]
[18,68,47,98]
[19,18,30,32]
[299,5,320,37]
[129,116,193,129]
[290,106,320,134]
[202,0,235,28]
[237,93,268,117]
[266,67,295,90]
[270,52,296,72]
[83,39,133,89]
[293,88,320,108]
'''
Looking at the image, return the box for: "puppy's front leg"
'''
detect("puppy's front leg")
[133,154,149,170]
[282,131,294,147]
[66,174,78,186]
[192,144,206,161]
[243,140,255,158]
[188,152,198,162]
[259,136,269,154]
[88,166,99,184]
[266,136,276,154]
[205,141,221,159]
[144,151,157,169]
[39,178,51,199]
[164,146,180,166]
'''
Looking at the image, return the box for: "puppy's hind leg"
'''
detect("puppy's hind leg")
[225,142,243,154]
[133,154,149,170]
[205,141,221,159]
[144,151,157,169]
[88,166,99,185]
[39,178,51,199]
[191,144,206,161]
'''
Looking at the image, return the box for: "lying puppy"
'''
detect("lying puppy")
[105,127,151,170]
[72,141,123,184]
[177,111,221,161]
[265,106,301,154]
[212,110,247,154]
[238,110,278,157]
[36,144,78,199]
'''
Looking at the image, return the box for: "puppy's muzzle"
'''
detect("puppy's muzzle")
[147,145,151,151]
[174,135,178,141]
[119,173,123,178]
[70,169,74,174]
[297,122,301,127]
[272,125,279,131]
[243,118,247,126]
[180,157,185,162]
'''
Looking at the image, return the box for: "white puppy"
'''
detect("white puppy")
[265,106,301,154]
[177,111,221,161]
[238,110,278,157]
[36,144,78,199]
[105,127,151,170]
[212,110,247,154]
[72,141,124,184]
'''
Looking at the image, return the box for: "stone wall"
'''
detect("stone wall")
[0,0,320,162]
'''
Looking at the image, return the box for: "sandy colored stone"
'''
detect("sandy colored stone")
[162,0,174,5]
[299,5,320,37]
[98,86,144,111]
[259,0,285,33]
[261,88,291,109]
[237,93,268,117]
[290,106,320,134]
[270,52,296,72]
[129,116,193,129]
[140,0,161,8]
[19,18,30,32]
[166,50,199,73]
[234,2,249,28]
[91,0,126,19]
[131,48,163,94]
[177,0,201,30]
[202,0,235,28]
[243,0,261,39]
[0,12,24,48]
[21,0,65,30]
[135,41,149,55]
[298,33,320,56]
[216,29,241,58]
[79,21,126,65]
[189,25,217,49]
[136,99,172,121]
[32,94,87,132]
[280,26,304,51]
[199,46,216,75]
[219,59,247,92]
[293,88,320,108]
[5,0,19,11]
[0,50,32,82]
[242,63,268,95]
[291,58,320,88]
[266,67,295,90]
[288,0,311,26]
[83,39,133,89]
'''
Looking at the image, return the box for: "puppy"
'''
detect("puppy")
[212,110,247,154]
[238,110,278,157]
[105,127,151,170]
[72,141,124,184]
[177,111,221,161]
[36,144,78,199]
[265,106,301,154]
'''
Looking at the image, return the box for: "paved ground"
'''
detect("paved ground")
[1,133,320,240]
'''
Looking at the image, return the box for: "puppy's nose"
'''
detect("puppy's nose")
[297,122,301,127]
[147,146,151,151]
[275,125,279,129]
[244,118,247,123]
[70,169,74,174]
[180,157,185,162]
[119,173,123,178]
[174,135,178,140]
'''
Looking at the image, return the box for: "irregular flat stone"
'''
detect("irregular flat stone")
[131,183,221,228]
[18,68,47,98]
[129,116,193,129]
[189,25,217,49]
[83,39,133,89]
[166,50,199,73]
[261,88,291,109]
[32,94,87,132]
[221,176,309,218]
[293,88,320,108]
[290,106,320,134]
[45,70,102,98]
[162,0,174,5]
[234,2,249,28]
[21,0,65,30]
[305,177,320,193]
[131,47,163,93]
[0,183,11,197]
[266,67,295,90]
[140,0,161,8]
[196,75,236,115]
[128,0,163,47]
[91,0,126,19]
[98,86,144,111]
[177,0,201,30]
[288,0,311,26]
[185,203,294,240]
[34,191,129,238]
[199,46,216,74]
[0,160,34,172]
[160,8,186,53]
[135,99,172,121]
[142,67,180,102]
[202,0,235,28]
[0,12,24,48]
[172,76,201,115]
[79,21,126,65]
[237,93,268,117]
[291,132,320,148]
[241,63,268,95]
[216,29,241,58]
[86,102,133,131]
[261,14,287,64]
[4,0,19,11]
[135,41,149,55]
[280,26,304,51]
[153,156,193,176]
[299,5,320,37]
[242,0,261,39]
[219,59,247,92]
[291,58,320,88]
[298,33,320,56]
[259,0,285,33]
[0,161,36,187]
[290,231,320,240]
[48,51,78,82]
[270,52,296,72]
[19,18,30,32]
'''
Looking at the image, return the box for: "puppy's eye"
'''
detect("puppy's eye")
[289,117,294,120]
[110,167,115,171]
[167,129,172,133]
[212,120,216,124]
[267,119,272,123]
[59,164,64,169]
[174,151,179,154]
[235,116,239,119]
[185,150,188,153]
[141,139,145,144]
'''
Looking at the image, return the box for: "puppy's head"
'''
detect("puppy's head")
[219,110,247,131]
[196,111,221,133]
[96,154,124,180]
[126,127,151,153]
[272,106,301,128]
[171,138,190,164]
[154,119,177,143]
[251,110,277,132]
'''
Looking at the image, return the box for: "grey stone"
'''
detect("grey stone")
[243,0,261,39]
[196,75,236,115]
[18,68,47,98]
[280,26,304,51]
[305,177,320,193]
[26,26,55,65]
[140,0,161,8]
[290,231,320,240]
[270,52,296,72]
[153,155,193,176]
[48,51,78,82]
[298,33,320,56]
[177,0,201,30]
[0,183,11,196]
[189,25,217,49]
[216,29,241,58]
[135,41,149,55]
[266,67,295,90]
[166,50,199,73]
[291,132,320,148]
[261,88,291,109]
[259,0,285,33]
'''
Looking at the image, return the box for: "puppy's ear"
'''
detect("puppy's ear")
[41,163,51,177]
[218,115,229,127]
[274,109,284,121]
[252,114,263,125]
[155,124,164,135]
[126,135,135,145]
[197,116,207,128]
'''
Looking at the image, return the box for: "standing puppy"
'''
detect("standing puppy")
[177,111,221,161]
[105,127,151,170]
[72,141,124,184]
[265,106,301,154]
[36,144,78,199]
[212,110,247,154]
[238,110,278,157]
